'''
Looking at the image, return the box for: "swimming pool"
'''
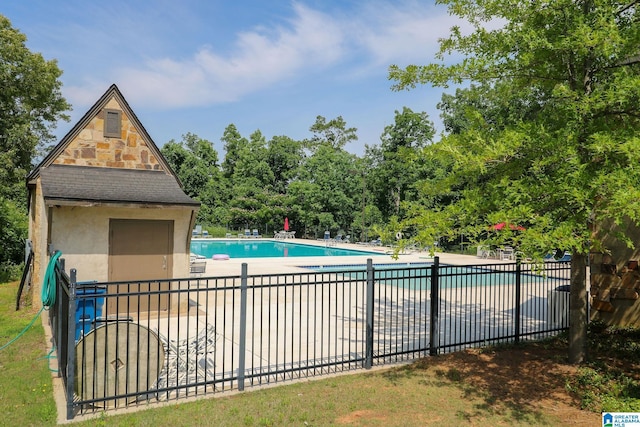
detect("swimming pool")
[190,239,383,259]
[303,263,569,290]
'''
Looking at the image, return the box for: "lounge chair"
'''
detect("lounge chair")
[190,253,206,263]
[243,229,251,238]
[477,245,488,258]
[500,246,514,260]
[190,261,206,276]
[333,234,344,243]
[344,235,350,243]
[252,229,261,238]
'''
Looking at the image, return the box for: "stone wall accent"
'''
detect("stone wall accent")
[589,217,640,326]
[52,98,162,170]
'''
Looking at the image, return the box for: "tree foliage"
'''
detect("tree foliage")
[0,16,70,201]
[161,133,225,224]
[389,0,640,363]
[306,115,358,151]
[367,107,435,219]
[0,15,70,276]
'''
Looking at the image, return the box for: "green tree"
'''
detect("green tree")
[389,0,640,363]
[367,107,435,219]
[220,124,247,179]
[438,82,541,135]
[0,198,28,281]
[228,130,277,231]
[0,15,70,275]
[267,135,304,194]
[287,180,322,238]
[233,130,274,188]
[298,144,361,237]
[306,115,358,151]
[161,133,227,224]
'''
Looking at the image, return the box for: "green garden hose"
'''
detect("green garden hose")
[41,250,61,308]
[0,251,61,351]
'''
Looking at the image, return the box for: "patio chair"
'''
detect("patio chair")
[244,229,251,238]
[477,245,489,258]
[190,261,206,276]
[500,246,515,260]
[190,253,206,263]
[252,229,261,238]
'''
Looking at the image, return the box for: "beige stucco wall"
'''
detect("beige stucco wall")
[28,177,50,308]
[48,205,193,284]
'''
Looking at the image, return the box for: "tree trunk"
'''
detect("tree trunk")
[568,251,588,364]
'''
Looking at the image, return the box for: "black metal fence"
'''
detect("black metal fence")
[50,257,572,419]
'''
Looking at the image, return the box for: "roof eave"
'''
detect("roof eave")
[44,198,201,209]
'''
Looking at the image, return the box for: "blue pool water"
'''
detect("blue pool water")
[304,263,568,290]
[190,239,383,259]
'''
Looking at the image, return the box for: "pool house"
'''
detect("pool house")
[27,84,200,311]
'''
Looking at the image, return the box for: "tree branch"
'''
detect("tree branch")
[617,0,640,16]
[615,55,640,67]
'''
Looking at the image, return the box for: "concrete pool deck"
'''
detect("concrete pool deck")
[191,237,508,277]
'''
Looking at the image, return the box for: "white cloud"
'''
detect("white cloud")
[63,1,465,111]
[66,3,345,109]
[350,2,469,67]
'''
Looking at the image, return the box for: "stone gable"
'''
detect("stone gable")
[53,98,162,170]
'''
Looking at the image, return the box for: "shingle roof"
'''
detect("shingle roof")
[40,165,200,207]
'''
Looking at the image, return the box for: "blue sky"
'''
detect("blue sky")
[4,1,465,156]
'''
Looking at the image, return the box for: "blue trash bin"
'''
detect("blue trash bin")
[75,285,106,341]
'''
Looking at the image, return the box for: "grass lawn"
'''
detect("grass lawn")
[0,282,57,425]
[2,280,637,426]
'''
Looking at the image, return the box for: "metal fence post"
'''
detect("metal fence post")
[54,263,63,378]
[238,263,248,391]
[429,256,440,356]
[364,259,374,369]
[66,268,77,420]
[514,260,522,343]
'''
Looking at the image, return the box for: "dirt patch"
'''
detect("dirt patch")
[336,410,389,424]
[411,344,601,426]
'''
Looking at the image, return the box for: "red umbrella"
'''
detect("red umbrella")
[284,217,289,231]
[490,222,525,231]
